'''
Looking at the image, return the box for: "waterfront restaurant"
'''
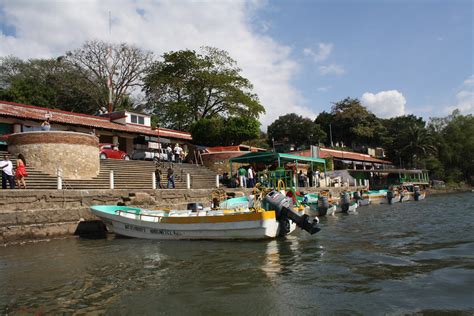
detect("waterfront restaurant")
[0,101,192,154]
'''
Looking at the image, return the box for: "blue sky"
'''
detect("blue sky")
[254,0,473,118]
[0,0,472,125]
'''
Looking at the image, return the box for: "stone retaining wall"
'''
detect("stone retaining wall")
[0,189,216,245]
[0,186,368,245]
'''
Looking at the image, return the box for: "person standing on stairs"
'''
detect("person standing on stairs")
[174,144,182,164]
[155,166,163,189]
[15,154,28,189]
[166,144,173,162]
[167,165,175,189]
[0,155,15,189]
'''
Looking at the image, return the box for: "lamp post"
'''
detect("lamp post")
[272,137,275,152]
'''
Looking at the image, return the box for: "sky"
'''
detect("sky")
[0,0,472,129]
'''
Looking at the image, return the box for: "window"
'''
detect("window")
[131,115,138,124]
[138,116,145,125]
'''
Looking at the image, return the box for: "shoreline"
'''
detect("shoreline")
[427,186,473,195]
[1,187,471,247]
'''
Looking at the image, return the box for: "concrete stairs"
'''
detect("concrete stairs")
[2,153,218,190]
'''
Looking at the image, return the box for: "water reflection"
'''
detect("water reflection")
[0,193,473,315]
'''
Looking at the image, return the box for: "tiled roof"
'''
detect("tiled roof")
[0,101,191,140]
[292,147,391,164]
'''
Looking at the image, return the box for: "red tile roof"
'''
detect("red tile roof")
[292,147,391,164]
[205,145,266,153]
[0,101,191,141]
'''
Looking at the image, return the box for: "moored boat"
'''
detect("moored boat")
[335,201,358,213]
[362,189,389,204]
[91,190,321,240]
[91,206,286,240]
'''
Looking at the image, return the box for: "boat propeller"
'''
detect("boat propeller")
[263,190,321,235]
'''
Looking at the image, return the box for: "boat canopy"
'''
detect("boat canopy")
[230,152,325,165]
[229,151,326,176]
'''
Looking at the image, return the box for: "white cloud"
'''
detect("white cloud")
[0,0,315,128]
[361,90,406,118]
[317,86,331,92]
[463,75,474,87]
[303,42,333,62]
[446,75,474,114]
[319,63,345,75]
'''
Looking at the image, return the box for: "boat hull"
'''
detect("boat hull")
[91,206,294,240]
[306,204,336,217]
[335,202,358,214]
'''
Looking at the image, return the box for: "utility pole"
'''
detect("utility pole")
[107,11,113,113]
[329,123,334,148]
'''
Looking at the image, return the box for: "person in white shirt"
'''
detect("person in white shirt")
[0,155,15,189]
[247,166,255,188]
[174,144,182,163]
[166,145,173,162]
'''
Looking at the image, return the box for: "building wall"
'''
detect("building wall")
[201,151,248,174]
[8,131,100,180]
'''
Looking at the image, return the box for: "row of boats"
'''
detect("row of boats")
[90,183,426,241]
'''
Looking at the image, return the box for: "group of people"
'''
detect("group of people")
[0,154,28,189]
[224,166,256,188]
[154,165,176,189]
[298,169,322,188]
[223,165,325,189]
[166,144,185,163]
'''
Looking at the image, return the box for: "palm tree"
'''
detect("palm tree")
[402,126,437,167]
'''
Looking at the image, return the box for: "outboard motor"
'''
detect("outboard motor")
[353,191,361,201]
[187,203,204,212]
[317,196,330,216]
[387,190,394,205]
[414,186,421,201]
[340,192,350,213]
[263,190,320,236]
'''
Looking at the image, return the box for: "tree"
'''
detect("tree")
[244,131,271,150]
[66,40,153,112]
[189,117,225,147]
[0,56,98,113]
[401,125,437,167]
[328,97,386,147]
[221,116,261,146]
[314,111,334,145]
[143,47,265,130]
[381,115,427,166]
[267,113,327,151]
[431,111,474,184]
[189,116,260,147]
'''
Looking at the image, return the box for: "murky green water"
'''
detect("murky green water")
[1,193,473,315]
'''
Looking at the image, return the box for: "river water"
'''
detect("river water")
[1,192,473,315]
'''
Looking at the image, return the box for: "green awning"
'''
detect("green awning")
[229,152,326,165]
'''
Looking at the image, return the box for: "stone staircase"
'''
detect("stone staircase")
[1,152,218,190]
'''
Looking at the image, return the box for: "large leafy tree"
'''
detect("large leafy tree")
[327,97,386,147]
[143,47,265,131]
[267,113,326,151]
[429,111,474,184]
[0,56,98,113]
[190,116,260,147]
[381,115,428,167]
[401,125,437,167]
[66,40,153,112]
[314,110,334,145]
